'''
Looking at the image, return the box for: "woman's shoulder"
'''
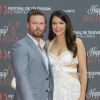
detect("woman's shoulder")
[76,37,83,46]
[75,37,85,51]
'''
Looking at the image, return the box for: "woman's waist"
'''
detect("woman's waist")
[52,65,77,73]
[53,70,78,78]
[52,68,79,81]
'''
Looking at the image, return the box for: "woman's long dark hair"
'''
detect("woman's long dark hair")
[48,10,77,57]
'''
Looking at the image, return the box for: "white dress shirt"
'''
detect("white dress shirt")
[27,34,49,71]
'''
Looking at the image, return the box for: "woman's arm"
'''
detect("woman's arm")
[76,38,87,100]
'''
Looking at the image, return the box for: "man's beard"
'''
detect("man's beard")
[31,31,43,38]
[29,28,45,38]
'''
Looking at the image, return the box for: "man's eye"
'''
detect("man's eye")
[40,23,44,25]
[33,23,37,24]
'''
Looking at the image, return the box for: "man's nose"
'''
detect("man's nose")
[37,23,40,28]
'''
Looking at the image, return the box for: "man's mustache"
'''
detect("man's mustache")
[35,27,41,31]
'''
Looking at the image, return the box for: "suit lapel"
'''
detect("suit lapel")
[25,36,49,73]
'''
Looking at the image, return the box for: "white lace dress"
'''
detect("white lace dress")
[48,41,80,100]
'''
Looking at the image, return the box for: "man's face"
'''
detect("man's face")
[27,15,46,38]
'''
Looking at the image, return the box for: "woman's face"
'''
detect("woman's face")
[52,16,66,36]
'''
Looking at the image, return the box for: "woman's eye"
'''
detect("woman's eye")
[52,22,56,25]
[60,22,64,24]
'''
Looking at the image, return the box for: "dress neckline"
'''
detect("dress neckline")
[48,38,71,58]
[48,50,71,59]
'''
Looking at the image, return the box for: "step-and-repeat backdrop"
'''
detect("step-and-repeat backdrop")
[0,0,100,100]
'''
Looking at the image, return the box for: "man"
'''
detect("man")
[12,9,53,100]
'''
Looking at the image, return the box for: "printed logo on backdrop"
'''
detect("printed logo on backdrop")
[86,88,100,100]
[0,93,14,100]
[63,9,75,14]
[74,30,100,38]
[0,63,14,100]
[0,22,20,43]
[87,47,100,63]
[8,6,51,14]
[0,64,14,86]
[0,4,51,15]
[88,71,100,79]
[0,4,8,16]
[0,69,8,80]
[84,4,100,23]
[0,49,11,61]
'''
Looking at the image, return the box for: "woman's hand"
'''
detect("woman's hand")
[78,95,86,100]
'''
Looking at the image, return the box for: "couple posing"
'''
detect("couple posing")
[11,9,87,100]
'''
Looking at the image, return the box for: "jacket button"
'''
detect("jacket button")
[46,89,50,92]
[46,78,48,80]
[46,90,48,92]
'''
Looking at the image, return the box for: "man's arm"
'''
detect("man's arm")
[12,42,34,100]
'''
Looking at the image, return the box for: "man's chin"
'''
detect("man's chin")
[32,34,42,38]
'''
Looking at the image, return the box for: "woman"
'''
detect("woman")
[46,10,87,100]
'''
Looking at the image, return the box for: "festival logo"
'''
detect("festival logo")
[8,6,51,15]
[0,69,8,79]
[0,4,51,15]
[87,5,100,15]
[86,88,100,100]
[0,21,20,43]
[87,47,100,63]
[0,26,8,36]
[84,4,100,23]
[74,30,100,38]
[0,64,14,86]
[88,71,100,79]
[63,9,75,14]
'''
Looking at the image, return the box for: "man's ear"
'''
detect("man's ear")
[44,23,47,33]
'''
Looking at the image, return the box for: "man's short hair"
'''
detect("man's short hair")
[27,9,46,23]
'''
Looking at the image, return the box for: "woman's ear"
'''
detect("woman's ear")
[66,23,68,28]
